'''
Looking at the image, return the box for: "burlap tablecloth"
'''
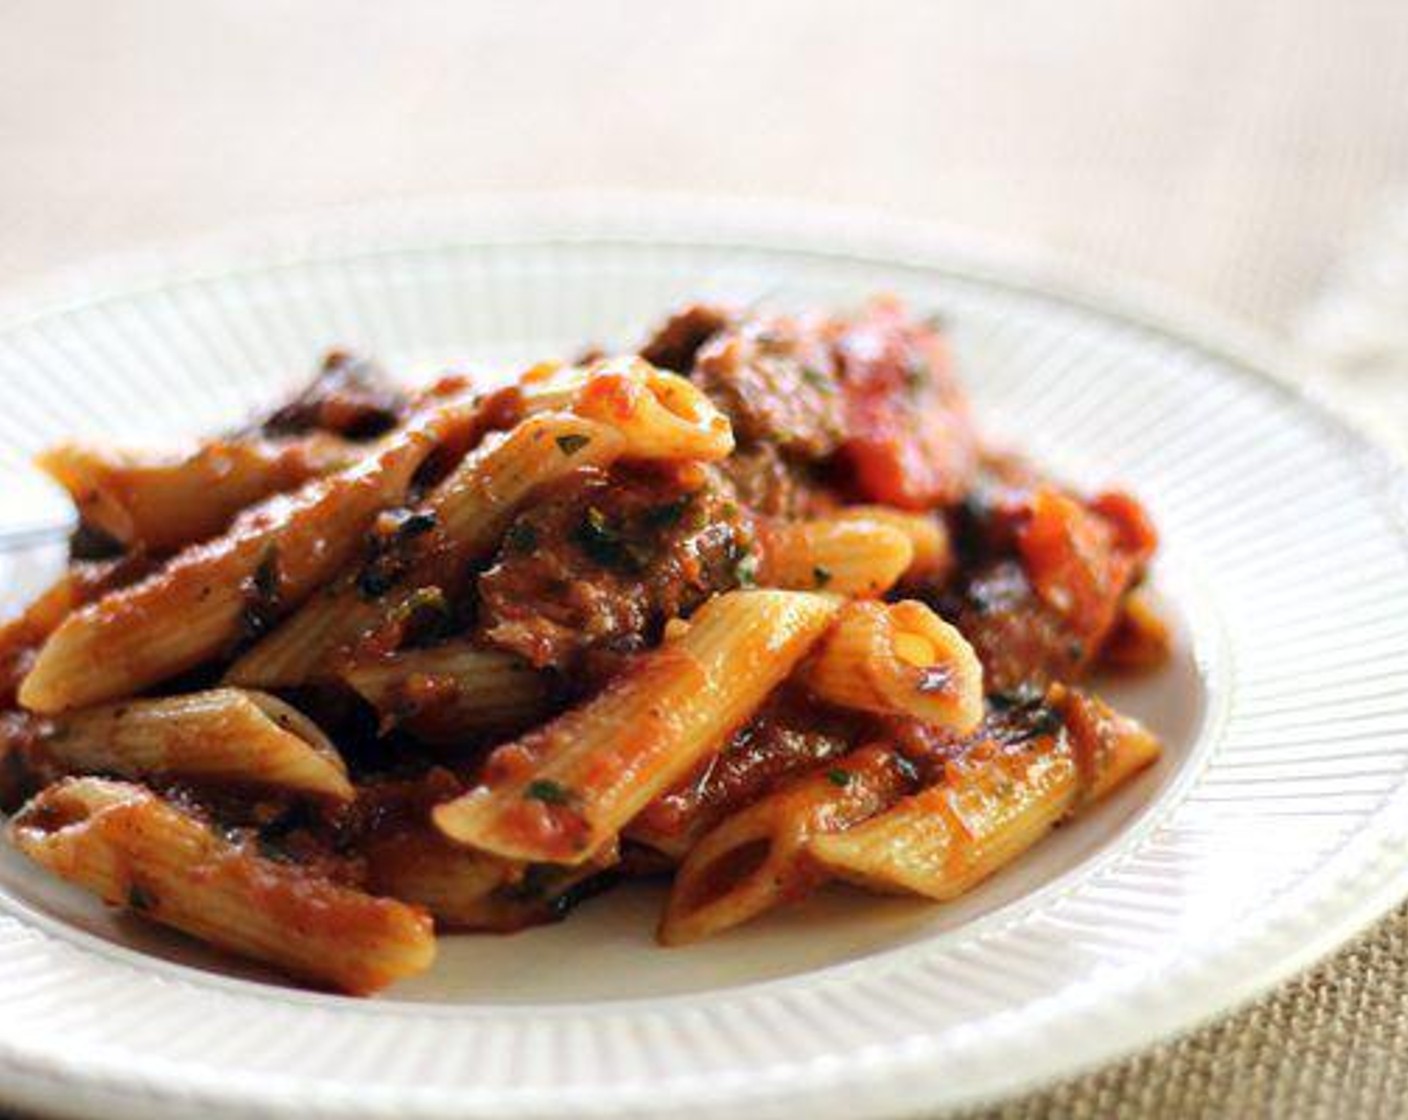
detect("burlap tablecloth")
[3,2,1408,1115]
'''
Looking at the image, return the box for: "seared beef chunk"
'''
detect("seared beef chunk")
[934,462,1159,690]
[639,304,732,373]
[262,350,408,440]
[640,298,977,515]
[942,560,1086,693]
[693,313,846,459]
[716,443,838,519]
[475,463,755,671]
[630,689,864,852]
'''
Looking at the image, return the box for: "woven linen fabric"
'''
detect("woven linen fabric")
[967,907,1408,1119]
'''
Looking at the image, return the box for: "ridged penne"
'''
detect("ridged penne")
[9,778,435,994]
[42,688,353,801]
[225,412,624,688]
[834,506,955,583]
[37,434,359,553]
[0,556,154,704]
[342,642,548,741]
[519,357,736,461]
[802,600,984,733]
[20,405,469,713]
[658,745,910,945]
[757,517,913,596]
[807,688,1160,899]
[365,828,616,931]
[433,590,842,864]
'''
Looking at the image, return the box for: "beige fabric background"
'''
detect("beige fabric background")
[3,2,1408,1116]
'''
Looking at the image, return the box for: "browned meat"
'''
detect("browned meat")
[261,350,408,440]
[715,443,838,520]
[941,560,1086,693]
[693,313,846,459]
[639,304,732,372]
[474,463,755,671]
[629,689,864,855]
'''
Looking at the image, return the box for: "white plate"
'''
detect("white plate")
[0,197,1406,1120]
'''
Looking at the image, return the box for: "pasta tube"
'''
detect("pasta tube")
[20,404,469,712]
[834,506,954,583]
[9,778,435,993]
[37,434,358,553]
[757,517,913,597]
[518,356,735,461]
[433,590,841,864]
[808,688,1160,898]
[343,643,548,741]
[659,745,910,945]
[802,600,984,733]
[42,689,353,801]
[365,828,615,931]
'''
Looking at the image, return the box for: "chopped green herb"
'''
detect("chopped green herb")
[386,586,452,634]
[813,565,832,588]
[642,494,694,530]
[357,566,396,599]
[502,863,561,902]
[987,684,1044,712]
[902,353,929,391]
[396,511,438,539]
[524,779,572,805]
[127,883,157,912]
[503,520,539,554]
[826,768,853,788]
[1029,706,1065,737]
[733,550,759,588]
[556,433,592,456]
[253,547,280,599]
[257,834,296,863]
[800,365,833,391]
[575,507,647,572]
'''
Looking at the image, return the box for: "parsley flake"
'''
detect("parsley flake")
[556,433,592,456]
[813,565,832,588]
[826,768,853,788]
[524,779,572,805]
[127,883,157,912]
[503,521,539,554]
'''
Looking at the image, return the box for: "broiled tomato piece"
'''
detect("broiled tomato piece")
[835,299,976,510]
[1016,487,1144,658]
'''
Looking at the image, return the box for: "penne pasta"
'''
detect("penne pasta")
[42,688,353,801]
[37,434,360,554]
[364,828,616,931]
[834,506,955,584]
[342,642,549,741]
[433,590,842,864]
[20,404,471,713]
[225,412,624,688]
[0,298,1171,993]
[802,600,984,734]
[757,517,913,597]
[517,357,735,461]
[9,778,435,993]
[1051,683,1162,803]
[807,688,1160,899]
[658,745,910,945]
[0,556,155,705]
